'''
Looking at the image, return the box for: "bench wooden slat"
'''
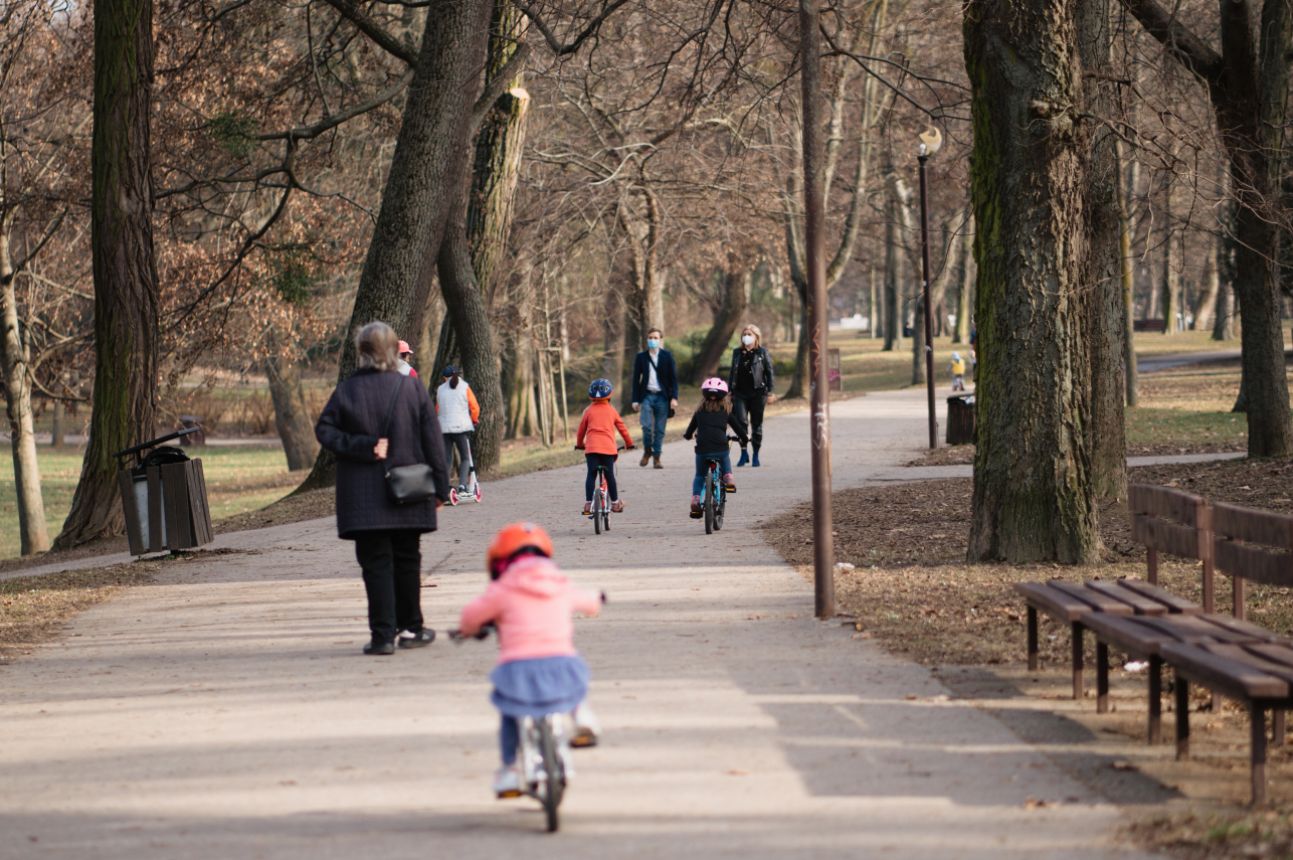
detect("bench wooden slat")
[1198,612,1288,643]
[1129,484,1205,526]
[1013,582,1092,623]
[1133,613,1263,644]
[1216,539,1293,588]
[1047,580,1136,615]
[1083,579,1170,615]
[1132,514,1206,559]
[1214,502,1293,550]
[1161,642,1291,700]
[1114,578,1200,614]
[1083,614,1175,655]
[1203,644,1293,686]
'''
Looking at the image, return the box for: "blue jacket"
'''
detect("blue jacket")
[631,349,679,404]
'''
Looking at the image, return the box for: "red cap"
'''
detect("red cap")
[397,340,412,355]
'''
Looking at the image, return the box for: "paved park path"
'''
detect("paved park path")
[0,389,1158,858]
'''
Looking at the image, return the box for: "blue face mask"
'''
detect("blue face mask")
[646,338,660,350]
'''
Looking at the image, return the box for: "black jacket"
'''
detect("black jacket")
[630,349,679,404]
[683,409,748,454]
[316,369,451,539]
[728,346,774,395]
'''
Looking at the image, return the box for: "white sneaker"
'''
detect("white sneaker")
[571,703,601,748]
[492,766,521,798]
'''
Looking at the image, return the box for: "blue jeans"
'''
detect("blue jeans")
[640,392,669,456]
[692,451,732,496]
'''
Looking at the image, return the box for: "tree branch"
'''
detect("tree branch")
[515,0,631,56]
[258,71,413,141]
[470,42,532,131]
[1118,0,1224,84]
[318,0,418,65]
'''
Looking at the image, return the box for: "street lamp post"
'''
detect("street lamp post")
[917,127,942,449]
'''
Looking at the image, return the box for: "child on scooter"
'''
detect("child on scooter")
[457,521,604,797]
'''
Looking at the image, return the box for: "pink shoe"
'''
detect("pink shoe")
[689,496,703,519]
[611,499,625,513]
[723,474,737,493]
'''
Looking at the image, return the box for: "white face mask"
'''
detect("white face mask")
[741,334,755,347]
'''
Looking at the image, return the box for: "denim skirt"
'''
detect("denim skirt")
[490,655,590,718]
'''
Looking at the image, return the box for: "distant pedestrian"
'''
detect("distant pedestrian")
[630,328,678,469]
[436,365,480,494]
[397,340,419,378]
[728,323,776,468]
[315,322,451,655]
[949,352,966,392]
[576,378,634,515]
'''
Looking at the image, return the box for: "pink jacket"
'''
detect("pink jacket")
[458,556,601,664]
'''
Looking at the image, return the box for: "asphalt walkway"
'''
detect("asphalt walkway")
[0,389,1157,857]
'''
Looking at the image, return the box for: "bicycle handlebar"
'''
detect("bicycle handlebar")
[448,593,606,642]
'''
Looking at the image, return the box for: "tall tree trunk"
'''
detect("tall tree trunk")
[965,0,1099,563]
[1159,175,1179,332]
[882,180,904,352]
[692,260,748,383]
[869,263,881,339]
[299,0,491,491]
[1119,143,1139,406]
[265,352,319,471]
[1081,0,1127,500]
[953,215,973,344]
[0,220,50,554]
[56,0,159,548]
[1191,241,1220,331]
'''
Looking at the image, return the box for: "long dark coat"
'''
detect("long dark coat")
[315,368,451,538]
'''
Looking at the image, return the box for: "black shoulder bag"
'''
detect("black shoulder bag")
[379,376,437,504]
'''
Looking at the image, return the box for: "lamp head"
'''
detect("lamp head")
[918,126,943,158]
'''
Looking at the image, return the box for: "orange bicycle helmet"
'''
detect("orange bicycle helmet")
[486,521,554,577]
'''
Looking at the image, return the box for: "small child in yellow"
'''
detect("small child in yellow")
[950,352,967,392]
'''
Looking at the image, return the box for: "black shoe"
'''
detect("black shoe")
[398,628,436,649]
[363,640,395,656]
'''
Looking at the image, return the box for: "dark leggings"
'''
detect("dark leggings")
[584,453,619,502]
[443,432,473,485]
[731,392,767,450]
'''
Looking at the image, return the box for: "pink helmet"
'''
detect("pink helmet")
[397,340,412,356]
[701,377,729,396]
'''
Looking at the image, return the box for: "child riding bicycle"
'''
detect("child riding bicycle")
[575,378,634,516]
[457,522,604,797]
[682,378,748,519]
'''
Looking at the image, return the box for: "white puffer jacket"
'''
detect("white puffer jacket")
[436,379,479,433]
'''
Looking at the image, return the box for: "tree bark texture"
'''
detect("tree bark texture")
[1119,142,1139,407]
[964,0,1099,563]
[0,220,50,554]
[882,175,904,353]
[265,353,319,471]
[300,0,492,490]
[954,214,974,344]
[692,260,748,383]
[1159,175,1179,332]
[1080,0,1127,500]
[57,0,159,549]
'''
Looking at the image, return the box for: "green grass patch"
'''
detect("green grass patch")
[1126,408,1248,454]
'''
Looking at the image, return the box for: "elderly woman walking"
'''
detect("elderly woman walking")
[316,322,451,655]
[727,323,777,467]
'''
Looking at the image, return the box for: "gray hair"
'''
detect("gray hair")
[354,321,399,372]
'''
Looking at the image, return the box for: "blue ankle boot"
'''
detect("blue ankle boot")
[736,448,750,467]
[752,448,761,467]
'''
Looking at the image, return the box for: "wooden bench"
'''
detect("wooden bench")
[1160,502,1293,805]
[1014,484,1210,700]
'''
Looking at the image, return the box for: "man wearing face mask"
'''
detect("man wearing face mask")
[728,323,777,467]
[630,327,679,469]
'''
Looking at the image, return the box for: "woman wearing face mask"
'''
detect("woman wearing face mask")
[727,324,776,467]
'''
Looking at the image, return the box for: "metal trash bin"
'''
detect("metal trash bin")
[115,427,214,555]
[946,393,975,446]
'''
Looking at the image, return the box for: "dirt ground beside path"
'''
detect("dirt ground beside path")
[762,455,1293,857]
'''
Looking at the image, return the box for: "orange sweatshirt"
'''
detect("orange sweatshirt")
[576,400,633,455]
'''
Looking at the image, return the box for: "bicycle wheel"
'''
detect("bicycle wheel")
[704,470,716,534]
[593,479,604,535]
[538,718,564,833]
[714,485,725,531]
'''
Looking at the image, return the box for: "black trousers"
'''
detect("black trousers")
[731,392,767,450]
[443,432,473,486]
[354,530,424,645]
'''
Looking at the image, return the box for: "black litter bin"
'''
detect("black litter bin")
[946,393,975,446]
[116,427,213,555]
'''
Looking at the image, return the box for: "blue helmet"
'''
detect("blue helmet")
[588,378,613,399]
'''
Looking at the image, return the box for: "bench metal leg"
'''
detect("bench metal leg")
[1148,655,1163,744]
[1026,606,1039,672]
[1274,709,1286,747]
[1251,703,1268,807]
[1174,675,1189,760]
[1071,622,1084,700]
[1096,641,1109,714]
